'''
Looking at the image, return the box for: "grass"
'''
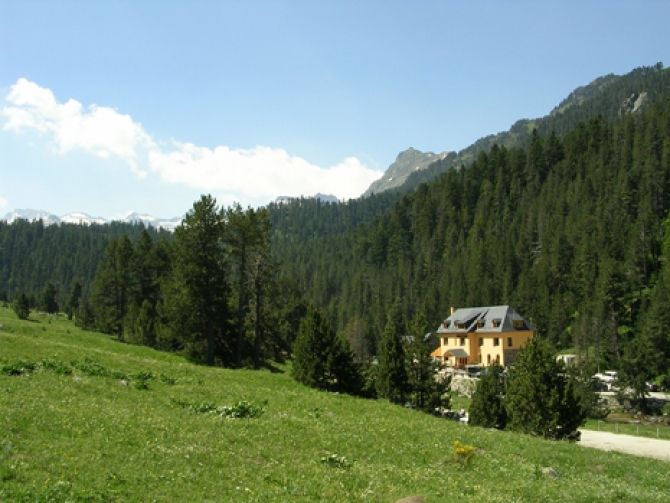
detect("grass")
[1,307,670,502]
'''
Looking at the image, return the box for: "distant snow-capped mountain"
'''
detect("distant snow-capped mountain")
[2,209,182,231]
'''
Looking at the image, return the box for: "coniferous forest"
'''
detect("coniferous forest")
[1,64,670,390]
[270,96,670,387]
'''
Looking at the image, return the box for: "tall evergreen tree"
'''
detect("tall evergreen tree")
[12,292,30,320]
[292,304,361,393]
[161,195,232,366]
[376,301,409,404]
[406,311,448,412]
[92,235,134,340]
[469,363,507,429]
[66,280,82,321]
[505,338,585,439]
[40,281,59,314]
[226,204,272,367]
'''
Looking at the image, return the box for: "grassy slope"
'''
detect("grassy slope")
[1,307,669,502]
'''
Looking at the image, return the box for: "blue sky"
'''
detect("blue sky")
[1,1,669,219]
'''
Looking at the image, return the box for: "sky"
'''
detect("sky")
[1,1,669,220]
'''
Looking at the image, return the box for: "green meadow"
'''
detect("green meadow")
[1,306,669,502]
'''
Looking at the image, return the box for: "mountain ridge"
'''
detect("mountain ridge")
[364,63,669,197]
[2,209,182,231]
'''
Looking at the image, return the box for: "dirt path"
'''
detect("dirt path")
[579,430,670,462]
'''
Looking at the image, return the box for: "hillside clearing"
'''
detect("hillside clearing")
[1,308,669,502]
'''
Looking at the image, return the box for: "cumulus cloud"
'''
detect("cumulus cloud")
[2,79,382,203]
[3,78,154,178]
[149,143,381,203]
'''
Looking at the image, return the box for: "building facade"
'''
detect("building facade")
[436,306,535,368]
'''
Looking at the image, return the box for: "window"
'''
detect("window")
[487,354,491,364]
[492,318,501,328]
[513,319,523,328]
[460,337,466,346]
[479,337,484,347]
[477,319,485,328]
[457,322,465,329]
[507,337,513,347]
[494,337,500,346]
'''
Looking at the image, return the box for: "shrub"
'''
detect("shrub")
[40,360,72,375]
[2,361,36,376]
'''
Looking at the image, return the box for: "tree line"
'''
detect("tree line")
[65,196,305,368]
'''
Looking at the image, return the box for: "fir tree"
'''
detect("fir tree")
[292,305,361,393]
[406,311,449,412]
[92,235,134,340]
[469,363,507,429]
[66,280,82,321]
[376,302,409,404]
[39,281,59,314]
[505,337,585,439]
[162,195,233,366]
[12,293,30,320]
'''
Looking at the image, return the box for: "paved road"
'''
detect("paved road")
[579,430,670,462]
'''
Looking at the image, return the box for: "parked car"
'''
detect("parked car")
[593,370,618,383]
[465,365,482,378]
[646,381,658,392]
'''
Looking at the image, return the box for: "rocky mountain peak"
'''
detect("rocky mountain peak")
[363,147,452,197]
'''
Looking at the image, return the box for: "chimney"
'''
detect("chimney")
[450,306,456,315]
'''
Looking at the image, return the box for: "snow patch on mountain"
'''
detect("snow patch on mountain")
[2,209,182,231]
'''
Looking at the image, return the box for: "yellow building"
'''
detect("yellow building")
[436,306,535,368]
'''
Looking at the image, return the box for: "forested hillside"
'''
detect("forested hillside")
[397,63,670,194]
[0,220,171,304]
[2,64,670,383]
[272,99,670,382]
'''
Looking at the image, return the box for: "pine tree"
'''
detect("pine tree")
[40,281,59,314]
[505,337,585,439]
[292,305,328,388]
[469,363,507,429]
[161,195,232,366]
[292,305,361,393]
[66,281,82,321]
[406,311,448,412]
[12,293,30,320]
[376,302,409,404]
[92,235,134,340]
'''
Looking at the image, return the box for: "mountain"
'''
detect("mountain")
[2,209,61,226]
[2,209,182,231]
[59,212,110,226]
[365,63,670,197]
[362,148,453,197]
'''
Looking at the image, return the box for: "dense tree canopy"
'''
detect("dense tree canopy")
[271,97,670,382]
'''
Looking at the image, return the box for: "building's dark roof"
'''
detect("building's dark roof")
[436,306,535,334]
[444,348,469,357]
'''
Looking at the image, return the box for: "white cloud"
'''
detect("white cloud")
[149,143,382,203]
[0,197,7,209]
[2,78,153,178]
[2,79,382,204]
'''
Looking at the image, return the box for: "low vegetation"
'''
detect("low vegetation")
[2,307,670,502]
